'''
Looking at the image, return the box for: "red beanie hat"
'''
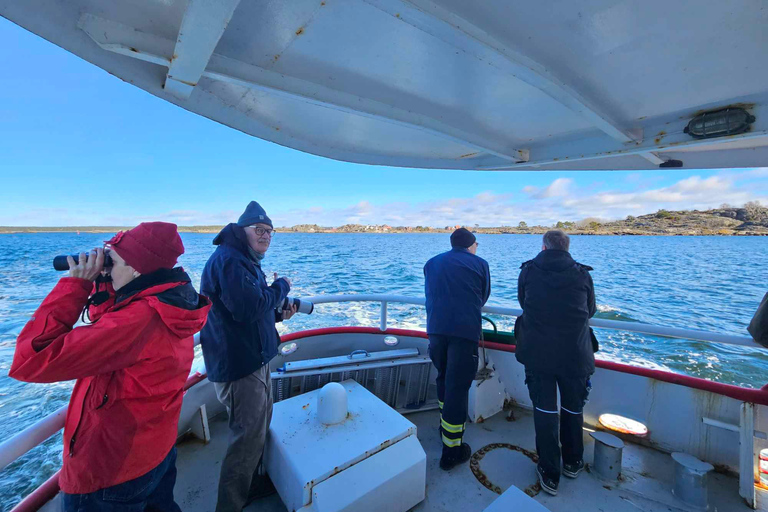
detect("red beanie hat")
[105,222,184,275]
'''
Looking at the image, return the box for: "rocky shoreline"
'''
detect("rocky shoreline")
[2,206,766,236]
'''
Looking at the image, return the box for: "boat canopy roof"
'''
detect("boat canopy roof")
[3,0,767,171]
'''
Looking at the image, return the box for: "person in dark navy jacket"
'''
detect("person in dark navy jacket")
[516,229,596,496]
[200,201,298,512]
[424,228,491,470]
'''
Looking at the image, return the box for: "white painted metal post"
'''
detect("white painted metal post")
[380,301,388,331]
[740,402,757,509]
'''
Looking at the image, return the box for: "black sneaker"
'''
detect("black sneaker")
[536,465,558,496]
[563,460,585,479]
[439,443,472,471]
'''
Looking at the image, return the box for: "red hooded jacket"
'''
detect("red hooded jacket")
[10,269,210,494]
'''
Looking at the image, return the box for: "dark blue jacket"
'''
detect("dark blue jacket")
[200,224,290,382]
[516,249,596,377]
[424,248,491,343]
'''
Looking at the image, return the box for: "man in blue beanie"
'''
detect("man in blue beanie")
[200,201,298,511]
[424,227,491,470]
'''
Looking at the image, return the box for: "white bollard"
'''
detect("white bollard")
[671,452,713,510]
[317,382,348,425]
[590,431,625,481]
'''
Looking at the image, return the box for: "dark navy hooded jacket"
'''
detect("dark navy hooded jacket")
[200,224,290,382]
[516,249,596,377]
[424,248,491,342]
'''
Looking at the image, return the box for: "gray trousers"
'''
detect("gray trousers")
[214,364,273,512]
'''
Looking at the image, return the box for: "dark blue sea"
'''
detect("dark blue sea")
[1,232,766,509]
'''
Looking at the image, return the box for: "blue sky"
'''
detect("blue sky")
[1,17,766,227]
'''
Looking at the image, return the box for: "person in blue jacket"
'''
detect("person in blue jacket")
[424,227,491,470]
[200,201,297,512]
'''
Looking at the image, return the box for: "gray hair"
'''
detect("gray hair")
[543,229,570,251]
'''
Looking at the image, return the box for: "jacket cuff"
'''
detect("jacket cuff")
[271,278,290,297]
[59,277,96,293]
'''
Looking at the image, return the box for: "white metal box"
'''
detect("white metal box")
[264,380,426,512]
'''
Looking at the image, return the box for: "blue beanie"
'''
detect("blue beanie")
[237,201,273,228]
[450,227,476,248]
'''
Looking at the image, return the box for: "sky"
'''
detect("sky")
[1,17,766,228]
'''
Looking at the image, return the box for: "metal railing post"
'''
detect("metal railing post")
[380,301,388,331]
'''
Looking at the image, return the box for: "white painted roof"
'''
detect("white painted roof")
[3,1,767,170]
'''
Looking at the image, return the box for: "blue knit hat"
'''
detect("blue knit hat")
[450,227,476,248]
[237,201,273,228]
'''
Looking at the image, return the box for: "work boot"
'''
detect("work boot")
[563,460,585,479]
[439,443,472,471]
[536,465,558,496]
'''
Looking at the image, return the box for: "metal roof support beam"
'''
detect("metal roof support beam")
[475,100,768,170]
[79,14,529,163]
[163,0,242,99]
[640,152,666,166]
[364,0,639,144]
[478,131,768,170]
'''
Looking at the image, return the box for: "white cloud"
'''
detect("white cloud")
[522,178,573,199]
[271,192,522,227]
[530,173,768,224]
[3,172,767,228]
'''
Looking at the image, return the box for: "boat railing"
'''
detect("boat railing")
[0,293,759,494]
[301,293,757,348]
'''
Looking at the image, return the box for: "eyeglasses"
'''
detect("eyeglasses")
[248,226,275,237]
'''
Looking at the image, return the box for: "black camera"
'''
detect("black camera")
[280,297,314,315]
[53,253,113,271]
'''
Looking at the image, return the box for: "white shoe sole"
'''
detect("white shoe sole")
[563,467,583,479]
[537,468,558,496]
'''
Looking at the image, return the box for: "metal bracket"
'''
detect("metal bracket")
[189,404,211,444]
[741,403,757,509]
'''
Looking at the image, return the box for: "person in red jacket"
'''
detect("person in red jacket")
[10,222,211,512]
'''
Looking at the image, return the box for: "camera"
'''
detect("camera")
[53,252,113,271]
[280,297,314,315]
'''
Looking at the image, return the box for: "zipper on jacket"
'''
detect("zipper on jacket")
[69,385,93,457]
[95,394,108,409]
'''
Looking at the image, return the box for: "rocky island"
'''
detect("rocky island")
[2,203,766,236]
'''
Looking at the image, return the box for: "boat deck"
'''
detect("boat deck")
[175,405,766,512]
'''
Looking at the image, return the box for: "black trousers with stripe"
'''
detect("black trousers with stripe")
[429,334,478,457]
[524,369,591,483]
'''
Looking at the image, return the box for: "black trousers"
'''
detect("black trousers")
[429,334,478,457]
[524,369,591,483]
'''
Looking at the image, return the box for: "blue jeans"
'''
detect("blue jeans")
[62,448,181,512]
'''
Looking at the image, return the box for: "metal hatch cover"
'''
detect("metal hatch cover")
[264,380,422,511]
